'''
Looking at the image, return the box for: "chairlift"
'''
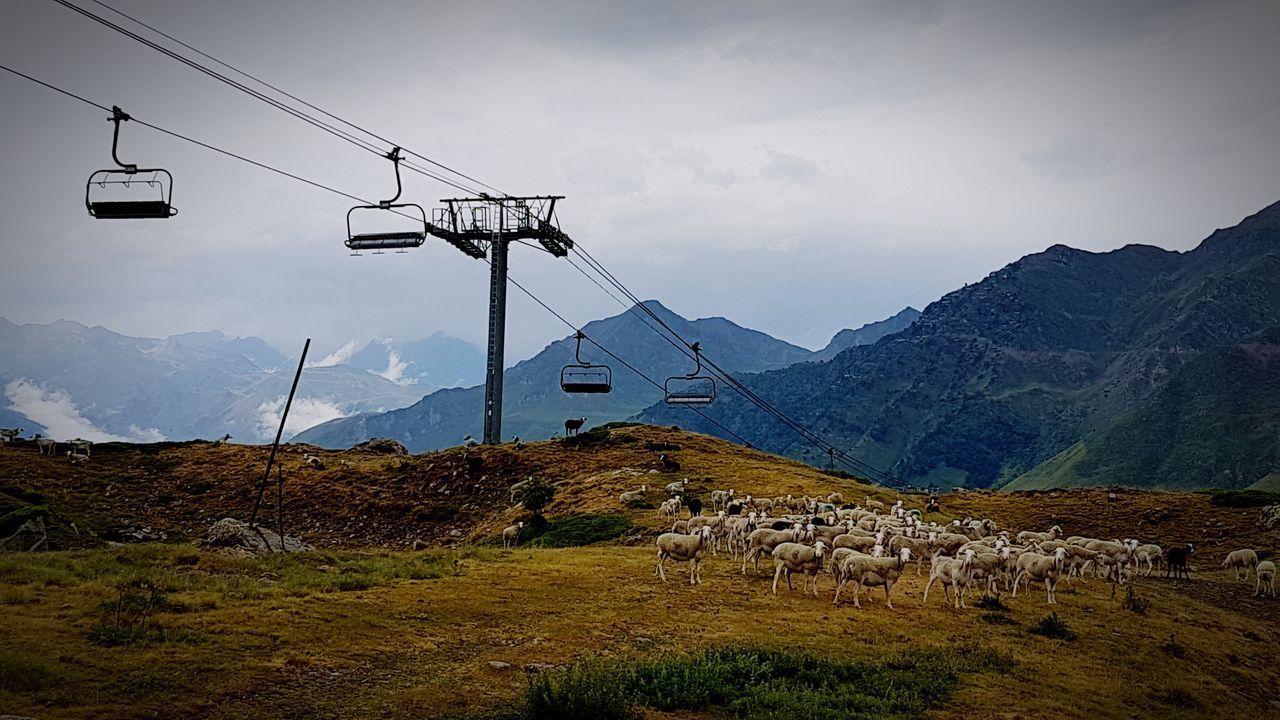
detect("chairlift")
[664,342,716,405]
[85,106,176,219]
[560,331,612,394]
[345,147,427,252]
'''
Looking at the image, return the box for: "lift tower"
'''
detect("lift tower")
[425,195,573,444]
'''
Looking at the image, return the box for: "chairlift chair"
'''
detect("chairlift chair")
[345,147,427,252]
[85,106,176,219]
[664,342,716,405]
[560,331,612,394]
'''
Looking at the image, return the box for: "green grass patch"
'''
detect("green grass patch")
[522,514,635,548]
[1028,613,1076,641]
[498,645,1013,720]
[1208,490,1280,508]
[0,649,61,692]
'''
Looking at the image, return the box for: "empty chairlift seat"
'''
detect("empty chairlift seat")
[664,342,716,405]
[84,106,176,219]
[561,331,612,394]
[345,147,427,253]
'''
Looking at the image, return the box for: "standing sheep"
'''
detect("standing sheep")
[770,541,828,596]
[1255,560,1276,597]
[1223,549,1260,582]
[564,417,586,436]
[1012,548,1067,604]
[710,489,734,512]
[655,526,714,584]
[742,526,800,575]
[502,521,524,548]
[922,551,976,609]
[1167,544,1195,580]
[834,547,913,609]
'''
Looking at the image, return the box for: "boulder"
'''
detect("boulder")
[352,438,409,456]
[1260,505,1280,530]
[203,518,313,555]
[0,516,47,552]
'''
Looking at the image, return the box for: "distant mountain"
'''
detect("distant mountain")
[638,201,1280,491]
[0,319,422,442]
[345,334,485,390]
[814,307,921,361]
[294,300,816,451]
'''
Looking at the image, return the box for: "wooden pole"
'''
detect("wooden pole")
[249,338,310,531]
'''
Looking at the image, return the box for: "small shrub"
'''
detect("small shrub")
[516,478,556,518]
[560,428,612,448]
[1160,634,1187,658]
[1121,585,1150,614]
[0,649,59,692]
[1209,490,1280,508]
[980,612,1017,626]
[1028,613,1075,641]
[974,594,1009,612]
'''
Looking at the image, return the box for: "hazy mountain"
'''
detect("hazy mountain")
[813,307,921,361]
[638,201,1280,491]
[0,319,423,442]
[345,334,485,390]
[294,300,816,451]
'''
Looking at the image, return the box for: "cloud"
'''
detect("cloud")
[309,340,361,368]
[760,148,820,183]
[1022,136,1117,183]
[4,379,165,442]
[256,396,347,439]
[377,350,415,385]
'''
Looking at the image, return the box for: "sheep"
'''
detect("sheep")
[509,478,532,504]
[1012,548,1068,604]
[770,541,828,596]
[827,492,844,505]
[1134,543,1164,576]
[659,497,683,518]
[655,526,713,584]
[620,485,648,506]
[710,489,734,511]
[304,454,326,469]
[213,433,232,445]
[742,525,800,575]
[564,417,586,436]
[923,550,976,609]
[832,531,883,554]
[1255,560,1276,597]
[1223,549,1260,581]
[68,438,92,457]
[35,437,57,455]
[67,450,89,465]
[744,495,774,513]
[664,478,690,495]
[968,547,1015,596]
[1016,525,1062,545]
[928,531,971,557]
[502,521,524,548]
[888,534,932,575]
[833,547,912,608]
[686,497,703,517]
[463,434,479,447]
[864,496,886,512]
[725,513,759,558]
[0,427,22,442]
[687,512,726,555]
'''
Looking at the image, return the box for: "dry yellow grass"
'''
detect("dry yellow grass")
[1,424,1278,718]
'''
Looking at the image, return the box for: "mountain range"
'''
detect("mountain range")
[638,201,1280,491]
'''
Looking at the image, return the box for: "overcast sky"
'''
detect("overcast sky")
[2,0,1278,362]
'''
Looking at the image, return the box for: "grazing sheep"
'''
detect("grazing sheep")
[502,521,524,548]
[742,526,800,575]
[665,478,690,495]
[659,497,683,518]
[35,437,57,455]
[864,496,886,512]
[1016,525,1063,545]
[834,547,913,609]
[923,551,976,609]
[0,428,22,442]
[1134,544,1164,576]
[1223,549,1260,581]
[771,541,828,596]
[303,454,326,469]
[655,526,714,584]
[620,485,648,506]
[1012,548,1067,604]
[1167,544,1195,580]
[968,547,1015,596]
[1255,560,1276,597]
[564,417,586,436]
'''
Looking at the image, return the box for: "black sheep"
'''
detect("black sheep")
[686,497,703,517]
[1166,544,1195,580]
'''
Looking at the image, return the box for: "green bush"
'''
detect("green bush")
[1209,490,1280,508]
[503,645,1013,720]
[525,514,635,548]
[1028,613,1075,641]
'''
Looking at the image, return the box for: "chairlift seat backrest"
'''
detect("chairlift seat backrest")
[84,107,176,220]
[560,331,613,394]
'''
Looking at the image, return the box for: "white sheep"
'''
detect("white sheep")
[67,450,89,465]
[1016,525,1062,545]
[1012,548,1068,604]
[36,437,58,455]
[464,435,479,447]
[834,547,913,609]
[69,438,92,457]
[1134,543,1163,576]
[502,521,524,548]
[1223,549,1260,581]
[922,550,976,609]
[304,454,325,469]
[655,526,714,584]
[864,496,886,512]
[741,525,800,575]
[888,534,932,575]
[619,485,648,506]
[665,478,690,495]
[1255,560,1276,597]
[710,489,734,511]
[770,540,828,596]
[0,427,22,442]
[659,497,683,518]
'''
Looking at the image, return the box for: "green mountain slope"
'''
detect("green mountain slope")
[637,201,1280,490]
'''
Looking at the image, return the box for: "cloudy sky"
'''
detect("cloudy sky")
[2,0,1278,362]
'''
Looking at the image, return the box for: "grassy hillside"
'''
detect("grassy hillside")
[2,426,1278,718]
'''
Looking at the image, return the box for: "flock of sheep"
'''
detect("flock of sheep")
[1,428,93,463]
[629,483,1278,608]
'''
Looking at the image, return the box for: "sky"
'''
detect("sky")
[1,0,1278,363]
